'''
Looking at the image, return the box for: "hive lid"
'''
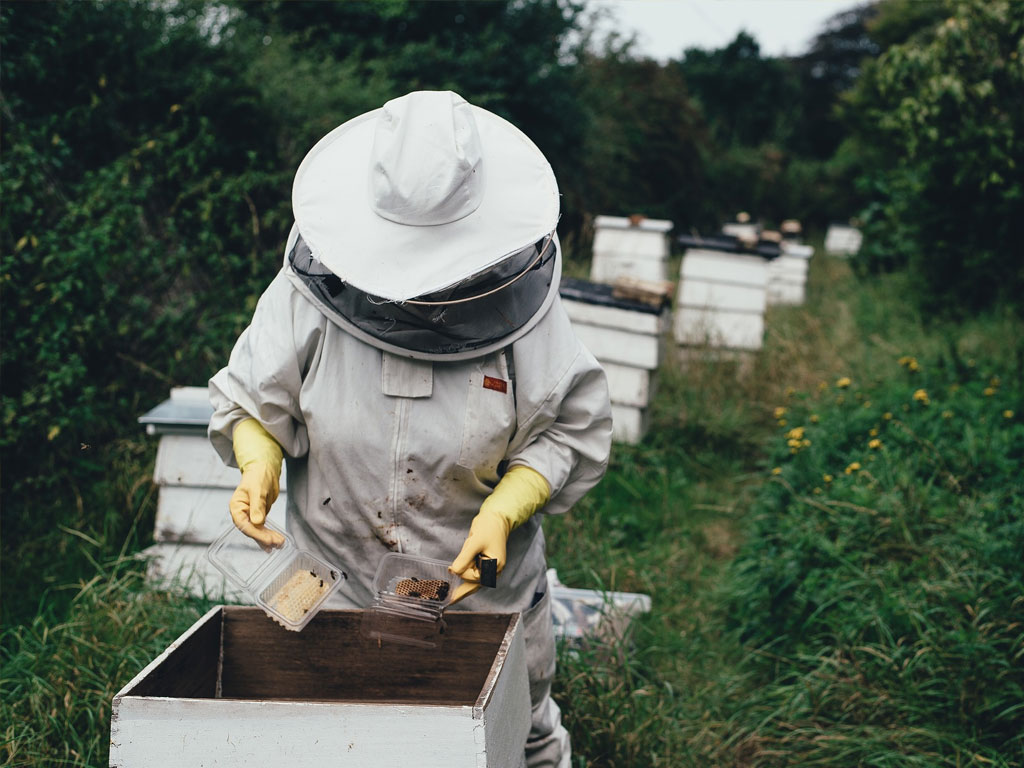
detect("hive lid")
[206,523,346,632]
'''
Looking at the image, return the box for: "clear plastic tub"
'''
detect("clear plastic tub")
[206,522,345,632]
[362,553,461,648]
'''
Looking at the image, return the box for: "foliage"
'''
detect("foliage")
[0,0,288,624]
[1,553,216,767]
[727,354,1024,764]
[847,0,1024,316]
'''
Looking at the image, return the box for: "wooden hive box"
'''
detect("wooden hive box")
[673,248,768,351]
[110,606,530,768]
[589,215,672,285]
[138,387,288,599]
[560,278,669,444]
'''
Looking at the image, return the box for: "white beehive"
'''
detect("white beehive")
[673,249,768,351]
[560,278,669,444]
[766,243,814,306]
[138,387,288,598]
[109,606,530,768]
[589,215,672,285]
[824,224,863,256]
[721,221,760,242]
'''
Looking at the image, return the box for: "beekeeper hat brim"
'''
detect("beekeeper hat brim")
[292,90,560,303]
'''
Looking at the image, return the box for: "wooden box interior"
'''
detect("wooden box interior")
[125,607,514,706]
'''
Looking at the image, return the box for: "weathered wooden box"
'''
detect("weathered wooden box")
[110,606,530,768]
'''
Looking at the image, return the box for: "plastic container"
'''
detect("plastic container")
[362,553,460,648]
[206,522,345,632]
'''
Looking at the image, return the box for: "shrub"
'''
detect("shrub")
[727,353,1024,763]
[848,0,1024,317]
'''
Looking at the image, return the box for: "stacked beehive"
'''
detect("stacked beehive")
[560,278,669,444]
[576,214,674,444]
[138,386,289,598]
[766,241,814,306]
[673,246,769,353]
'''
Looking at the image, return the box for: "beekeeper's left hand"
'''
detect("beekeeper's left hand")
[448,465,550,605]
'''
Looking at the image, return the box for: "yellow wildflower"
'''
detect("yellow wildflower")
[786,426,805,440]
[836,377,851,388]
[908,359,919,372]
[989,376,1000,388]
[823,474,833,483]
[802,439,811,447]
[771,467,782,475]
[845,462,861,475]
[869,428,878,436]
[868,438,882,450]
[912,389,930,405]
[787,438,801,448]
[810,414,820,424]
[813,487,823,495]
[942,410,953,420]
[774,406,787,419]
[863,401,872,409]
[1004,410,1015,419]
[778,419,787,427]
[883,412,893,420]
[898,356,912,366]
[983,387,996,397]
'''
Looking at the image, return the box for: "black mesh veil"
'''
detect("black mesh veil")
[288,233,558,357]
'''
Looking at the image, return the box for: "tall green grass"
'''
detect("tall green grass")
[1,554,214,767]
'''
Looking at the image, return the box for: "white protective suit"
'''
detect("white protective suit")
[209,247,613,768]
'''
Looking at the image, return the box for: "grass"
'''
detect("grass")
[3,250,1023,767]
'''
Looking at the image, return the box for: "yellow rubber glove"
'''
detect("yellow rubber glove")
[229,418,286,551]
[448,465,550,605]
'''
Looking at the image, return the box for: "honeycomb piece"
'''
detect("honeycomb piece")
[269,569,330,626]
[394,577,450,601]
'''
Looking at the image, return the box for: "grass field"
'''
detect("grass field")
[2,251,1022,767]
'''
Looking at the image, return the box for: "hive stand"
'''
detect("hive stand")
[673,248,769,354]
[589,215,672,285]
[824,224,863,257]
[560,278,670,445]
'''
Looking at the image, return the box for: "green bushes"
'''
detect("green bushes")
[727,355,1024,763]
[849,0,1024,317]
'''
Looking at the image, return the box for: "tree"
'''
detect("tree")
[847,0,1024,316]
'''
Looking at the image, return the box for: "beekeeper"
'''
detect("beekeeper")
[208,90,612,768]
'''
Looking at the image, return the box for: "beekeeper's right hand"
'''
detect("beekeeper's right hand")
[229,418,286,550]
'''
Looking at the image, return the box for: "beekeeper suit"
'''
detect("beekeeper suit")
[208,90,612,768]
